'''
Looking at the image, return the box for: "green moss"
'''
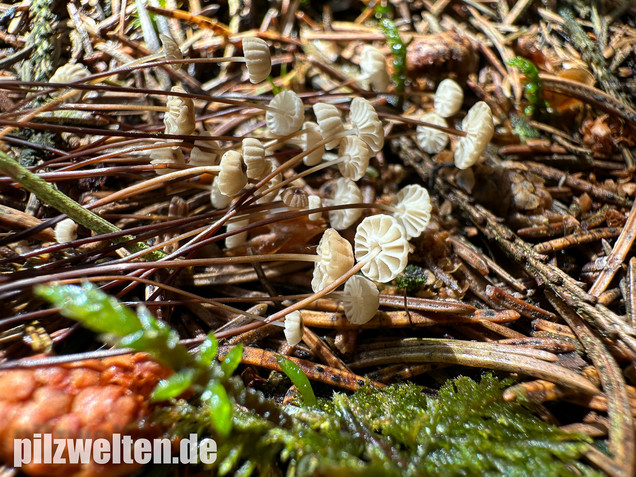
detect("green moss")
[393,264,430,293]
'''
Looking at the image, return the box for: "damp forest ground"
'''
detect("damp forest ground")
[0,1,635,476]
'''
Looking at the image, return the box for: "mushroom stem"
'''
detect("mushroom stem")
[264,247,382,324]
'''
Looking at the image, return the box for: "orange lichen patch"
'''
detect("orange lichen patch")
[0,353,172,477]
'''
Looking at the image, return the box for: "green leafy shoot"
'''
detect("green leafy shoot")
[393,264,431,293]
[275,356,317,407]
[36,282,245,437]
[508,56,548,117]
[375,10,406,107]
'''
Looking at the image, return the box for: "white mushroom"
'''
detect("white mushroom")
[55,218,78,243]
[434,79,464,118]
[284,311,304,346]
[454,101,494,169]
[150,146,185,175]
[390,184,432,240]
[307,195,322,222]
[48,63,90,102]
[217,150,247,196]
[282,186,309,208]
[324,177,363,230]
[210,176,233,209]
[164,85,196,136]
[415,112,449,154]
[242,37,272,84]
[242,137,266,179]
[311,228,355,292]
[343,275,380,325]
[256,158,282,204]
[299,121,324,166]
[225,218,250,249]
[313,103,346,150]
[189,131,220,166]
[354,214,409,283]
[160,34,183,71]
[359,45,390,91]
[337,136,371,181]
[266,90,305,136]
[349,97,384,154]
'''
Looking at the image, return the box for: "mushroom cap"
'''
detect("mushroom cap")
[284,311,304,346]
[256,158,282,204]
[189,131,220,166]
[266,90,305,136]
[354,214,409,283]
[150,146,185,175]
[242,137,266,179]
[324,177,363,230]
[391,184,432,239]
[225,217,249,249]
[343,275,380,325]
[242,37,271,84]
[300,121,324,166]
[434,79,464,118]
[311,228,354,293]
[55,218,78,244]
[313,103,346,150]
[218,150,247,196]
[349,97,384,153]
[282,186,309,208]
[360,45,390,91]
[160,34,183,70]
[337,135,371,181]
[164,85,196,136]
[454,101,494,169]
[210,176,233,209]
[49,63,90,102]
[415,112,449,154]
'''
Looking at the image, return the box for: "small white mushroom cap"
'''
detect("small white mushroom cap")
[354,214,409,283]
[313,103,346,150]
[337,136,371,181]
[189,131,220,166]
[343,275,380,325]
[49,63,90,102]
[307,195,322,222]
[266,90,305,136]
[454,101,494,169]
[218,150,247,196]
[282,186,309,208]
[391,184,432,240]
[311,228,355,292]
[210,176,233,209]
[160,34,183,71]
[242,137,266,179]
[299,121,324,166]
[349,97,384,153]
[415,112,449,154]
[164,85,196,136]
[284,311,304,346]
[434,79,464,118]
[324,177,363,230]
[360,45,390,91]
[225,217,249,249]
[256,158,282,204]
[55,218,78,243]
[242,37,272,84]
[150,146,185,175]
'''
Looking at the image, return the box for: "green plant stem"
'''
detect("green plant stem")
[0,150,164,260]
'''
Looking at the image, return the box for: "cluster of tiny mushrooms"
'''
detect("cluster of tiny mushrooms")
[51,35,494,347]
